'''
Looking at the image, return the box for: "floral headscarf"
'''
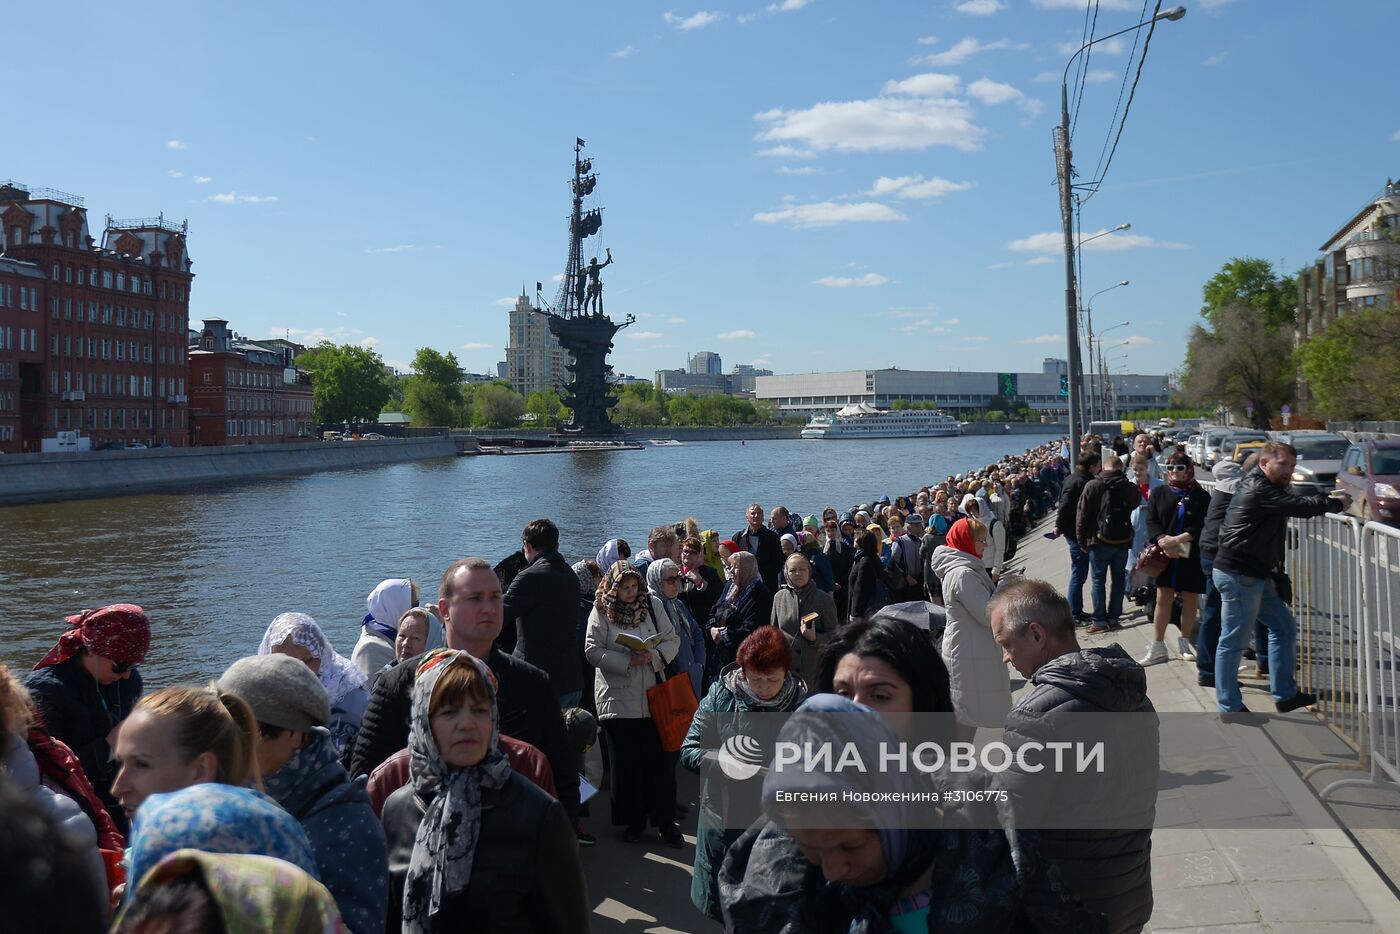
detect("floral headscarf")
[120,849,344,934]
[403,650,512,934]
[594,561,653,631]
[127,784,319,899]
[33,603,150,670]
[646,559,698,640]
[258,613,366,713]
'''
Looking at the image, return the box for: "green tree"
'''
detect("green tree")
[1200,258,1297,330]
[471,383,526,427]
[402,348,465,426]
[1181,302,1295,429]
[297,342,393,424]
[525,390,567,427]
[1297,304,1400,420]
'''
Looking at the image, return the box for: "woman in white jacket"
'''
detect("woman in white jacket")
[960,493,1006,581]
[928,517,1010,739]
[584,561,684,848]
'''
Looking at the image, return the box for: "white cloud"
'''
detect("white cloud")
[240,194,279,203]
[987,261,1015,269]
[816,273,889,287]
[493,296,516,306]
[752,201,908,229]
[167,169,183,179]
[360,337,381,347]
[1199,0,1237,8]
[193,176,212,184]
[943,317,960,325]
[1008,229,1190,253]
[777,165,821,175]
[612,44,636,58]
[1018,334,1063,345]
[461,342,492,350]
[208,192,236,204]
[719,329,757,340]
[756,95,986,152]
[919,37,1025,67]
[916,35,939,45]
[962,336,990,342]
[967,77,1044,118]
[365,244,416,255]
[627,331,665,340]
[1203,51,1229,66]
[1056,37,1125,55]
[881,73,960,97]
[1120,335,1154,347]
[758,144,816,159]
[210,192,278,204]
[551,273,565,283]
[1032,0,1136,9]
[767,0,809,11]
[664,10,723,30]
[867,175,974,200]
[954,0,1005,13]
[738,12,760,23]
[166,139,187,150]
[667,316,688,324]
[1025,256,1055,265]
[1085,69,1117,83]
[1392,129,1400,142]
[1033,71,1058,83]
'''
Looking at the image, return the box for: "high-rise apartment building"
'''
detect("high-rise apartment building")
[504,291,568,398]
[688,350,721,375]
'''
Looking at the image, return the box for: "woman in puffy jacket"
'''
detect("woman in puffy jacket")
[928,517,1009,739]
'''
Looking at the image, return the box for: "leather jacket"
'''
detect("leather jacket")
[1214,469,1340,579]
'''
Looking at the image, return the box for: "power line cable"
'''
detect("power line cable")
[1087,0,1150,187]
[1081,0,1164,204]
[1070,0,1101,140]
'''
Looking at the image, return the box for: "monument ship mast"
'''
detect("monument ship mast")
[535,138,634,435]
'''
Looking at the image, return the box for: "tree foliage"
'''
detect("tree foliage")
[665,393,765,426]
[1201,258,1296,330]
[1297,305,1400,420]
[296,342,393,424]
[403,348,465,427]
[1180,303,1295,429]
[525,390,567,427]
[472,383,526,428]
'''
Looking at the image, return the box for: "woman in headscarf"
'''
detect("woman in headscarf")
[351,578,444,680]
[718,694,1104,934]
[380,649,587,932]
[707,551,773,675]
[682,626,803,922]
[928,517,1009,740]
[646,558,706,700]
[25,603,150,834]
[595,538,631,576]
[115,849,344,934]
[699,529,728,575]
[585,561,684,848]
[1140,451,1212,666]
[126,782,318,900]
[259,613,368,756]
[772,552,839,691]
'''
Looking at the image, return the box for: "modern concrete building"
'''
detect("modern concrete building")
[0,179,194,451]
[729,364,773,394]
[1298,177,1400,341]
[688,350,722,375]
[504,290,568,398]
[654,368,729,395]
[188,318,314,445]
[755,360,1170,418]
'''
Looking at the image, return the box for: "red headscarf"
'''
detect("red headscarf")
[945,517,981,557]
[33,604,150,670]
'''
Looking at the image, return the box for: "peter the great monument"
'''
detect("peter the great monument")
[536,138,634,435]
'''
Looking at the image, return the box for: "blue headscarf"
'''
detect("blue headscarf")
[127,784,318,898]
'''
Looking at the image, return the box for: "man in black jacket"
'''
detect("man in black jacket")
[734,502,784,591]
[499,518,584,707]
[1053,452,1101,624]
[1076,453,1141,632]
[1212,441,1349,714]
[349,557,581,831]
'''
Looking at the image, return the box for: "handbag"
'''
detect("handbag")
[647,667,699,753]
[1134,543,1170,579]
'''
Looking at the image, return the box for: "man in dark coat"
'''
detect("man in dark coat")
[499,518,584,707]
[991,578,1157,934]
[1076,452,1140,631]
[734,503,784,592]
[1055,451,1101,623]
[348,558,580,831]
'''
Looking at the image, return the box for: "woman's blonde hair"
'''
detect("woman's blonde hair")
[964,516,989,545]
[135,685,261,788]
[0,665,33,736]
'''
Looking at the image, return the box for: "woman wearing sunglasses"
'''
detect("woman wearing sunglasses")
[1140,452,1212,666]
[25,604,150,834]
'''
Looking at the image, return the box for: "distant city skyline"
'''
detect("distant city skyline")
[4,1,1396,383]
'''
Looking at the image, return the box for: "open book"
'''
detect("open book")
[615,631,664,652]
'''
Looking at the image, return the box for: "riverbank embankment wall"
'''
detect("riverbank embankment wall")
[463,423,1066,442]
[0,437,457,507]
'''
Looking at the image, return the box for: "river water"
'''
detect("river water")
[0,432,1058,685]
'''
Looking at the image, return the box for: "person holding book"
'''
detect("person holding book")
[583,561,684,847]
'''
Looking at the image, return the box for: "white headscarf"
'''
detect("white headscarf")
[258,613,367,713]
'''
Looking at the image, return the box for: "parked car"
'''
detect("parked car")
[127,442,148,450]
[1274,432,1349,496]
[1335,440,1400,527]
[361,432,386,440]
[321,431,343,442]
[1231,440,1266,464]
[1194,427,1233,467]
[1218,430,1269,465]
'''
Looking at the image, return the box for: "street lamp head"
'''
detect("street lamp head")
[1118,280,1130,286]
[1114,223,1132,232]
[1157,6,1187,21]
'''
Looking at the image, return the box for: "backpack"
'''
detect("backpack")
[1096,481,1136,545]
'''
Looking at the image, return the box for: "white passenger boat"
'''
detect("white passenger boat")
[800,404,962,440]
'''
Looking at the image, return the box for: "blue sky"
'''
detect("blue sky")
[5,0,1396,380]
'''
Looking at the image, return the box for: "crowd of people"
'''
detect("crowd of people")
[11,430,1331,933]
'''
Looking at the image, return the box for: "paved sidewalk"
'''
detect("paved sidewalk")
[1014,517,1400,934]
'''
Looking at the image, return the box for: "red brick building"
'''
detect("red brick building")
[188,318,315,446]
[0,256,45,452]
[0,180,193,450]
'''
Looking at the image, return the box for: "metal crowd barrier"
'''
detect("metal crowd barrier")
[1290,513,1400,798]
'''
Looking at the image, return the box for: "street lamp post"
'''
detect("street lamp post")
[1057,6,1184,448]
[1083,283,1129,419]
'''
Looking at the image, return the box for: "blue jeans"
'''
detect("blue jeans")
[557,690,582,709]
[1212,567,1301,712]
[1195,558,1219,677]
[1066,538,1090,617]
[1089,544,1130,624]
